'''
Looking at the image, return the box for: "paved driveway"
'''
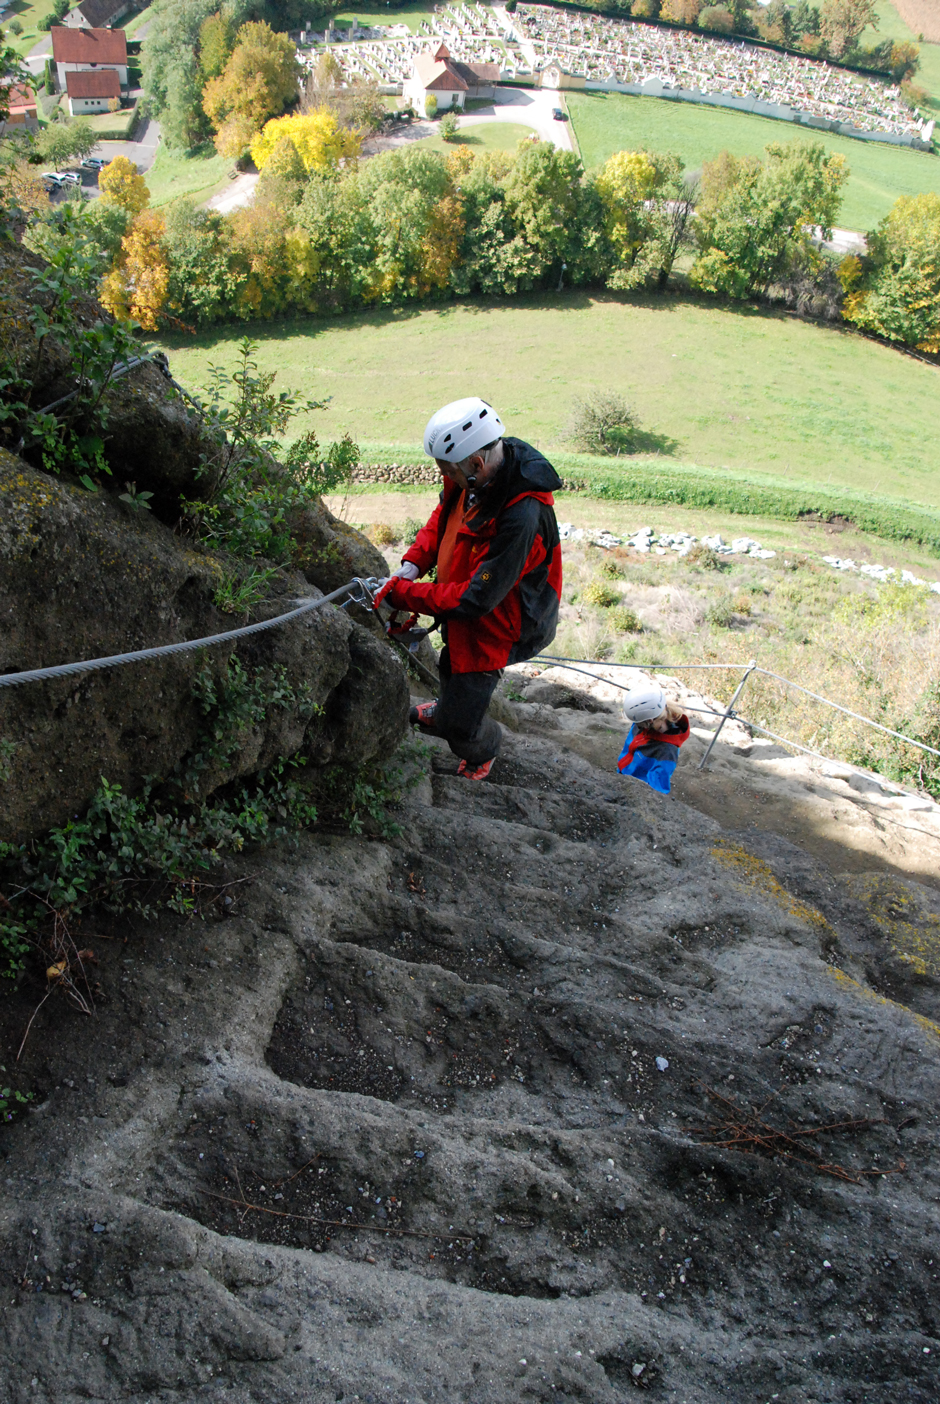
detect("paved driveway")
[460,86,574,151]
[361,85,574,158]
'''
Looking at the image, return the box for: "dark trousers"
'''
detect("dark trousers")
[425,647,503,765]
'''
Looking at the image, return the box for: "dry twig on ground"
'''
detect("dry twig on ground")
[687,1084,905,1185]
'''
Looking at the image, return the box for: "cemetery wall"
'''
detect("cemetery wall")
[582,77,935,149]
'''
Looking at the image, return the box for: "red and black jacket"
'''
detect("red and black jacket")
[396,437,563,674]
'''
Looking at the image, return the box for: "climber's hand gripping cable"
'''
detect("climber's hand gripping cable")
[368,566,436,653]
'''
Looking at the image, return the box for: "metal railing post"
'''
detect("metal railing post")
[698,659,757,771]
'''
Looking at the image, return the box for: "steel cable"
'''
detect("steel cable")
[0,582,365,691]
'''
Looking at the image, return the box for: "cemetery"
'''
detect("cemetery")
[293,3,933,147]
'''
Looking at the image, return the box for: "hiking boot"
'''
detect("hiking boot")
[456,757,494,782]
[409,700,438,729]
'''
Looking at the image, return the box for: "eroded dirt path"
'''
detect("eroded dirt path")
[2,726,939,1402]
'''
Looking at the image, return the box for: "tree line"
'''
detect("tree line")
[17,127,936,358]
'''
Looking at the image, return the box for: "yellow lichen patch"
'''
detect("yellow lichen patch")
[711,839,834,937]
[828,965,940,1044]
[844,873,940,980]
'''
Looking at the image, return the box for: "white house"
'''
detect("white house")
[404,42,499,116]
[52,26,128,89]
[65,67,120,114]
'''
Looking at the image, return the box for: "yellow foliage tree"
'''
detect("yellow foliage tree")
[202,21,299,156]
[250,109,362,174]
[841,192,940,355]
[98,156,150,216]
[100,210,169,331]
[418,194,465,294]
[660,0,701,23]
[595,151,659,262]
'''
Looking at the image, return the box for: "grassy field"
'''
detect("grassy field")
[81,103,138,139]
[566,90,940,233]
[157,294,940,511]
[144,144,234,207]
[333,4,436,34]
[411,120,536,154]
[3,0,48,56]
[115,4,153,38]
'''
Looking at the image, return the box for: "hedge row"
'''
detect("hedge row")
[351,451,940,556]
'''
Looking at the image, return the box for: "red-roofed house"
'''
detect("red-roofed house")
[2,83,39,132]
[66,68,121,114]
[404,42,500,116]
[51,26,128,89]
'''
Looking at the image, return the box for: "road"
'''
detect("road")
[206,171,259,214]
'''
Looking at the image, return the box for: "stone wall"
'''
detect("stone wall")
[351,463,587,492]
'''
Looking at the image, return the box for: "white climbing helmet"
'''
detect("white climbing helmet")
[423,397,505,463]
[622,683,666,725]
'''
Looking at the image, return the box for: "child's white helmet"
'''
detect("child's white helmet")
[622,683,666,724]
[424,397,505,462]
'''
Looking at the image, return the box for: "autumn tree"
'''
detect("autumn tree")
[100,209,170,330]
[818,0,877,56]
[595,150,659,266]
[691,140,848,298]
[890,41,920,82]
[202,21,299,157]
[596,149,693,290]
[99,156,150,215]
[660,0,701,25]
[840,192,940,354]
[250,109,361,174]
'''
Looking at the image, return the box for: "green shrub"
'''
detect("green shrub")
[706,600,736,628]
[583,581,620,608]
[600,558,624,579]
[685,543,723,570]
[403,517,423,546]
[370,521,399,546]
[609,606,642,633]
[564,390,641,456]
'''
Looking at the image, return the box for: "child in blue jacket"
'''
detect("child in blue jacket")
[617,683,690,795]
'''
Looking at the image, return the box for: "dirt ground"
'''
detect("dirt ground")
[2,700,939,1403]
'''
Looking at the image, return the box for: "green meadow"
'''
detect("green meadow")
[157,293,940,544]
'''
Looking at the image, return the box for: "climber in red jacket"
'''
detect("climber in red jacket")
[373,397,563,781]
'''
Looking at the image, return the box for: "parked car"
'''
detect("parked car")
[551,107,566,121]
[42,172,62,189]
[58,171,82,185]
[81,156,106,171]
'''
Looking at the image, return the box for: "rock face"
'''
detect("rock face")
[2,717,938,1402]
[0,451,409,841]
